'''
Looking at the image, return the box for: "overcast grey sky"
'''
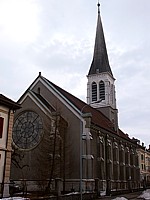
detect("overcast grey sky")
[0,0,150,147]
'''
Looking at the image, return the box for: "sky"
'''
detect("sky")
[0,0,150,148]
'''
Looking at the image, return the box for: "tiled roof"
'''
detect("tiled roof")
[42,76,130,141]
[0,94,21,109]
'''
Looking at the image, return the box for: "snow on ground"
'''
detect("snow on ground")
[1,190,150,200]
[112,197,128,200]
[0,198,29,200]
[138,189,150,200]
[100,190,106,196]
[112,189,150,200]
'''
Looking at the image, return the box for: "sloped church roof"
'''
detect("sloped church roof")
[18,72,131,142]
[42,75,130,140]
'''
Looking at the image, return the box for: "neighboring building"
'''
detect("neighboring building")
[146,147,150,183]
[137,142,150,184]
[11,4,140,194]
[0,94,20,197]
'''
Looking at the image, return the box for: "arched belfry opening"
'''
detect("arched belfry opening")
[99,80,105,100]
[92,82,97,102]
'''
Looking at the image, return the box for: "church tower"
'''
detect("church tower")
[87,2,118,131]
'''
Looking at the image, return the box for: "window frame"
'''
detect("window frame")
[0,117,4,138]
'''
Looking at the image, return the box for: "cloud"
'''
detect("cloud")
[108,41,150,147]
[0,0,40,43]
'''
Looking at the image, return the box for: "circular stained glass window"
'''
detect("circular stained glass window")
[13,111,43,150]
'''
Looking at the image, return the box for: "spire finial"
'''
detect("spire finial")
[97,1,100,14]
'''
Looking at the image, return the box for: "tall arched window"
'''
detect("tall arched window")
[113,142,119,180]
[119,144,125,180]
[110,84,113,104]
[125,147,130,180]
[92,82,97,101]
[99,80,105,100]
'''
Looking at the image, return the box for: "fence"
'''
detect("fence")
[0,179,148,199]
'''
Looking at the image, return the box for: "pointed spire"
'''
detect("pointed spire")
[88,2,113,76]
[97,0,100,14]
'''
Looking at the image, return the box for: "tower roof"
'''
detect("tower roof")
[88,3,113,76]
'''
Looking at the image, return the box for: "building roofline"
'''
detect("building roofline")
[0,94,21,110]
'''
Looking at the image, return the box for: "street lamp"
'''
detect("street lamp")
[80,100,102,200]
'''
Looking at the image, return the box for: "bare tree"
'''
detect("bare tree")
[11,146,28,170]
[36,111,69,193]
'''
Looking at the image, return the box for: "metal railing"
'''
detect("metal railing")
[0,179,149,198]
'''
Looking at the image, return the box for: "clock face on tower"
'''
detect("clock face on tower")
[13,111,43,150]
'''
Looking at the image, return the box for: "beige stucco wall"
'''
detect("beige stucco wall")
[0,105,14,197]
[0,106,9,183]
[4,111,14,183]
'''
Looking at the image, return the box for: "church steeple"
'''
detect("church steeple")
[88,2,113,77]
[87,3,118,132]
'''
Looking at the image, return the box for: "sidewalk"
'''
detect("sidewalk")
[96,191,143,200]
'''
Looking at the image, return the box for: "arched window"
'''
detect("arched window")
[110,84,113,104]
[92,82,97,101]
[113,142,119,180]
[99,81,105,100]
[97,136,105,179]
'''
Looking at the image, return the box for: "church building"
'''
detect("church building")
[11,3,140,194]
